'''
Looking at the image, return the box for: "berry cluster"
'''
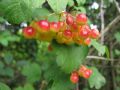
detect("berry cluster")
[22,12,100,45]
[70,65,92,84]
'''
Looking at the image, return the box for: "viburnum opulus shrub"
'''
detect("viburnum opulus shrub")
[0,0,107,90]
[22,12,105,89]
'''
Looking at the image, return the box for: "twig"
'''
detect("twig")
[100,0,105,44]
[87,56,120,61]
[114,0,120,13]
[76,83,79,90]
[110,43,117,90]
[100,15,120,37]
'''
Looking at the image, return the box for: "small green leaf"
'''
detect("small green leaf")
[115,49,120,56]
[23,84,34,90]
[105,46,110,59]
[0,31,20,46]
[88,67,106,89]
[0,82,11,90]
[91,40,106,55]
[4,52,13,64]
[14,84,34,90]
[4,67,14,77]
[47,0,68,13]
[114,32,120,43]
[53,42,89,73]
[76,0,86,5]
[22,63,41,83]
[74,6,86,13]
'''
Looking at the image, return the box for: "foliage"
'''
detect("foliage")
[0,0,119,90]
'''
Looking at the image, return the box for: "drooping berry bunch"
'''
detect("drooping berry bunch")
[70,65,92,84]
[22,12,100,45]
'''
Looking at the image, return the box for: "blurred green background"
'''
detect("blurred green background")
[0,0,120,90]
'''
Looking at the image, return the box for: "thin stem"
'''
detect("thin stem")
[87,56,119,61]
[114,0,120,13]
[100,0,105,44]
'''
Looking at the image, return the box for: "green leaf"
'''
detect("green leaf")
[4,52,13,64]
[0,61,4,69]
[48,14,60,22]
[53,43,89,73]
[105,46,110,59]
[91,40,106,55]
[48,69,75,90]
[14,84,34,90]
[4,67,14,77]
[74,6,86,13]
[0,17,6,23]
[23,84,34,90]
[22,63,41,83]
[0,0,46,24]
[115,49,120,56]
[49,79,74,90]
[33,8,50,20]
[47,0,68,13]
[0,67,14,77]
[68,0,74,7]
[114,32,120,43]
[23,0,45,8]
[76,0,86,5]
[88,67,106,89]
[0,83,11,90]
[0,31,20,46]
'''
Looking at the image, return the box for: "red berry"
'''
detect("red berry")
[66,14,74,25]
[70,72,79,84]
[78,65,87,76]
[23,26,36,39]
[90,29,100,39]
[84,38,91,45]
[82,69,93,79]
[63,29,72,39]
[58,21,67,32]
[76,13,88,25]
[50,22,60,32]
[79,25,91,38]
[72,71,79,76]
[71,22,78,32]
[36,20,50,32]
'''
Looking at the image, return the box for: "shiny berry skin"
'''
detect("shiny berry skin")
[90,29,100,39]
[23,26,36,39]
[78,65,87,76]
[58,21,67,32]
[84,38,91,45]
[50,22,60,32]
[70,71,79,84]
[82,69,93,79]
[71,22,78,32]
[36,20,50,32]
[76,13,88,25]
[79,25,91,38]
[63,29,72,39]
[66,14,74,25]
